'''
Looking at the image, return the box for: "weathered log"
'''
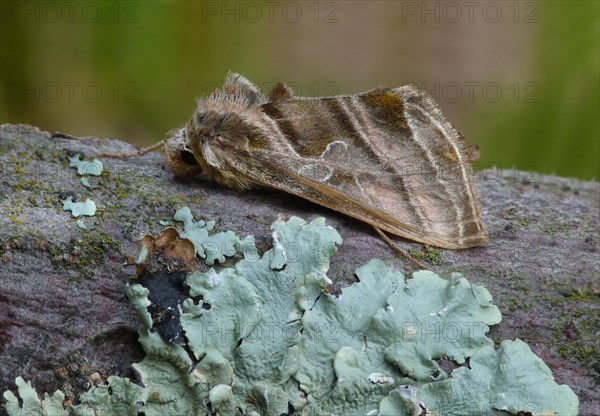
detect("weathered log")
[0,124,598,414]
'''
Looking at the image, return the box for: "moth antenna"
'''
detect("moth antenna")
[373,227,432,271]
[97,139,166,159]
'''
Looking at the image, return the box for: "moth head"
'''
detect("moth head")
[187,92,264,165]
[164,73,266,188]
[164,127,203,179]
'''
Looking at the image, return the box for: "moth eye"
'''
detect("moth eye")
[180,148,198,165]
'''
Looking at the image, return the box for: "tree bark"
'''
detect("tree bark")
[1,124,598,414]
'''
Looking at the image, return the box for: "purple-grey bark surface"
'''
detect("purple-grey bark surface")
[0,124,598,414]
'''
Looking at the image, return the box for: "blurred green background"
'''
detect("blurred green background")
[1,0,598,180]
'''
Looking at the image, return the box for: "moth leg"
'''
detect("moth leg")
[97,139,166,159]
[373,227,431,271]
[51,131,78,140]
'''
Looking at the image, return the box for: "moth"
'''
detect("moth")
[104,73,487,252]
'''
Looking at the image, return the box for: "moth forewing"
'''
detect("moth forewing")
[166,74,487,249]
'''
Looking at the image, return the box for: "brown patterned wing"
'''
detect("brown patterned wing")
[212,85,487,249]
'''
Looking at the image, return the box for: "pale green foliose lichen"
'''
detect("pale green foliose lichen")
[135,244,149,264]
[2,215,579,416]
[3,377,67,416]
[173,206,251,265]
[378,339,579,416]
[68,154,103,176]
[62,197,96,217]
[80,177,92,189]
